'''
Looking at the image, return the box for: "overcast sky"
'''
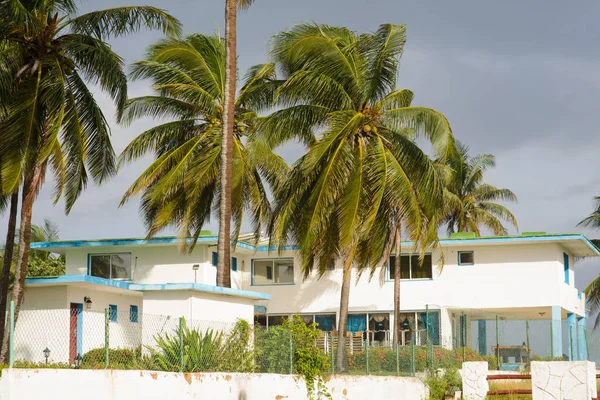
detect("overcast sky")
[3,0,600,290]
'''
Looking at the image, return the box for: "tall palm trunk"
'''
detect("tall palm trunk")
[392,225,401,350]
[336,261,351,372]
[0,192,19,363]
[216,0,236,288]
[9,165,43,326]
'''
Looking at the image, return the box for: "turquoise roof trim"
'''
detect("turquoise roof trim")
[29,233,600,256]
[30,236,255,251]
[128,282,271,300]
[24,274,271,300]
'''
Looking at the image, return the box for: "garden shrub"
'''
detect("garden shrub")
[145,318,254,373]
[82,347,142,370]
[347,346,493,374]
[426,368,461,400]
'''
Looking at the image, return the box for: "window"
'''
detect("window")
[327,259,335,271]
[212,253,238,271]
[109,305,118,322]
[89,253,132,280]
[130,305,138,323]
[389,254,432,280]
[267,315,286,327]
[563,253,569,284]
[458,251,474,266]
[252,259,294,285]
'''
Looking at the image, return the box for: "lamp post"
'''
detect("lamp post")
[43,347,50,365]
[74,353,82,369]
[192,264,200,284]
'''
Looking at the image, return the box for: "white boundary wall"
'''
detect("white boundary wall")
[0,369,428,400]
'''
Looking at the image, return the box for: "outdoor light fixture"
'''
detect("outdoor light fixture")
[539,312,546,317]
[192,264,200,284]
[74,354,82,369]
[43,347,50,365]
[84,296,92,310]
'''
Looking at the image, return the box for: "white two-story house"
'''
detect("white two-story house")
[17,231,598,365]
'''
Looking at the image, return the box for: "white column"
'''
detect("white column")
[461,361,488,400]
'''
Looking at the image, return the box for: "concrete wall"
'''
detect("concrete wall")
[65,245,244,289]
[0,369,429,400]
[243,243,583,316]
[531,361,597,400]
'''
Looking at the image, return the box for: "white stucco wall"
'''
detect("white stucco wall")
[64,244,244,289]
[0,369,429,400]
[141,291,254,325]
[243,243,584,317]
[16,286,144,364]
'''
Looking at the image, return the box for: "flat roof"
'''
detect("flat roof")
[24,274,271,301]
[30,232,600,257]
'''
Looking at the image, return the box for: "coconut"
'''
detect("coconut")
[363,124,372,132]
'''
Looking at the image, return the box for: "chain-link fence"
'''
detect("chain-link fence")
[6,305,469,376]
[8,304,600,375]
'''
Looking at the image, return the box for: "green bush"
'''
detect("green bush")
[426,368,461,400]
[27,257,66,277]
[82,347,142,370]
[255,315,329,379]
[347,346,492,374]
[145,319,254,372]
[12,360,73,369]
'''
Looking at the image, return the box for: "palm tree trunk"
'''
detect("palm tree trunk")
[392,225,401,350]
[335,261,351,372]
[0,192,18,363]
[8,164,43,330]
[216,0,237,288]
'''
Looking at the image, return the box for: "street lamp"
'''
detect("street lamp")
[74,353,82,369]
[43,347,50,365]
[84,297,93,310]
[192,264,200,284]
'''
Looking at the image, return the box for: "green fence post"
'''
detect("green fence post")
[365,335,369,375]
[550,317,554,359]
[104,308,109,369]
[585,329,590,361]
[570,326,574,361]
[396,343,400,376]
[410,337,415,377]
[330,333,334,375]
[8,300,14,368]
[526,320,531,363]
[179,317,184,372]
[426,305,431,368]
[289,332,293,374]
[462,312,466,363]
[495,315,500,370]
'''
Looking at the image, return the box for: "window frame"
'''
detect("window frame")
[251,258,295,286]
[387,253,433,281]
[88,252,132,281]
[458,251,475,266]
[130,305,138,323]
[109,304,118,322]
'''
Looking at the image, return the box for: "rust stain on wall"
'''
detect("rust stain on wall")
[343,388,347,396]
[150,372,158,380]
[275,396,288,400]
[224,375,232,382]
[184,373,192,385]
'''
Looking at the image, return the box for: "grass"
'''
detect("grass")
[486,380,531,400]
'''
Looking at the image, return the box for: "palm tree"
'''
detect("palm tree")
[266,23,455,370]
[578,198,600,230]
[118,34,286,258]
[0,0,181,359]
[0,192,17,360]
[442,142,518,236]
[30,219,61,261]
[217,0,256,287]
